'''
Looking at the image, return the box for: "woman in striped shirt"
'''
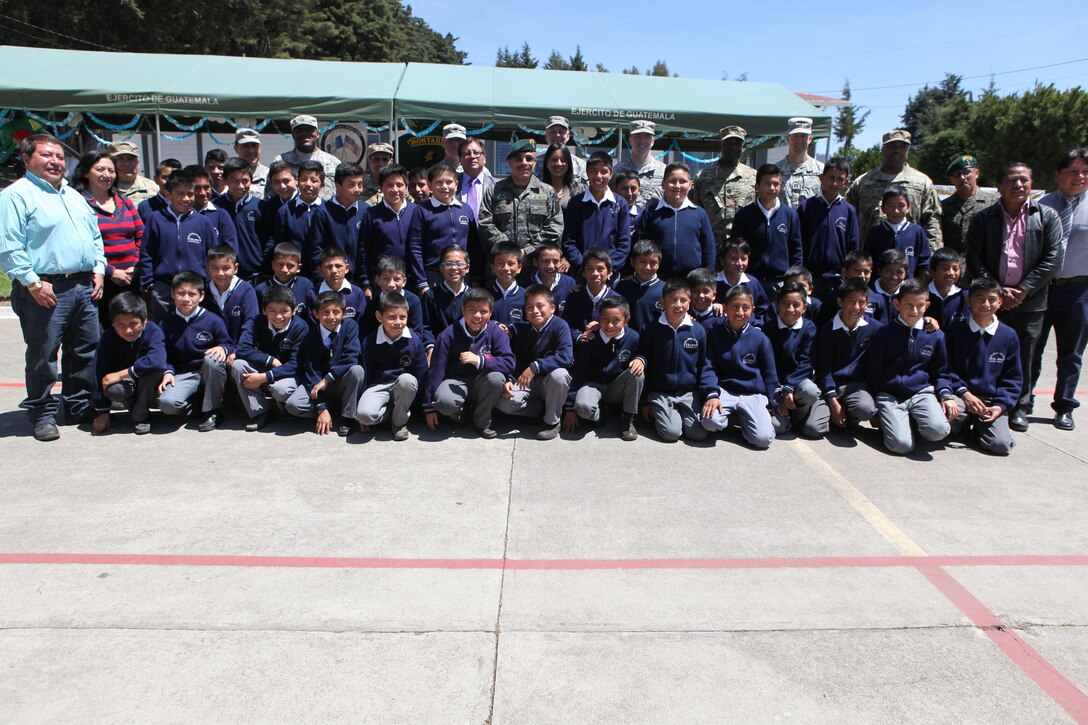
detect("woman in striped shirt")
[71,150,144,327]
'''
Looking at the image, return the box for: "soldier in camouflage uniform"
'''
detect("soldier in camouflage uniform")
[845,129,943,250]
[272,115,340,201]
[940,154,997,254]
[479,139,564,257]
[778,117,824,208]
[362,142,394,206]
[613,119,667,208]
[692,125,757,245]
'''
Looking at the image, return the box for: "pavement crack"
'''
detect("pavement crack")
[485,438,516,725]
[1023,431,1088,467]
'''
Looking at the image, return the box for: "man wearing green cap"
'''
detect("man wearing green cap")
[941,155,996,255]
[478,139,563,258]
[692,125,757,245]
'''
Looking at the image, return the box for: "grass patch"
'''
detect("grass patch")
[0,275,10,301]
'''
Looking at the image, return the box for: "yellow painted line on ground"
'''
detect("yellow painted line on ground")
[788,439,928,557]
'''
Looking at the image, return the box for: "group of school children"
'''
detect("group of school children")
[96,149,1021,455]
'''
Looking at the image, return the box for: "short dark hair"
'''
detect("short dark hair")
[931,247,963,268]
[427,162,458,183]
[843,249,873,269]
[268,160,297,179]
[686,267,716,288]
[896,277,929,299]
[777,280,808,303]
[378,290,409,313]
[661,278,691,299]
[756,163,781,185]
[720,238,751,257]
[969,276,1003,297]
[376,255,406,276]
[630,239,661,260]
[491,241,524,263]
[171,271,205,292]
[722,283,754,304]
[314,290,346,311]
[611,170,640,189]
[223,157,252,180]
[997,162,1032,185]
[581,248,613,272]
[598,296,630,319]
[535,240,562,257]
[181,164,210,182]
[440,244,467,262]
[823,157,851,176]
[876,249,909,270]
[334,162,364,185]
[524,283,555,305]
[204,149,228,165]
[662,162,691,181]
[261,284,296,309]
[297,160,325,179]
[319,246,349,266]
[21,133,60,157]
[836,277,871,300]
[881,187,909,206]
[784,264,813,287]
[463,287,495,310]
[164,169,197,191]
[378,164,408,187]
[458,138,485,157]
[109,291,147,321]
[586,150,613,171]
[272,242,302,262]
[206,244,237,264]
[1056,148,1088,173]
[156,158,182,176]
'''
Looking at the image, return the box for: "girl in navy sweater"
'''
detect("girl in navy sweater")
[635,164,715,279]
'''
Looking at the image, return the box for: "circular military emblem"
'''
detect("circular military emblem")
[322,126,366,164]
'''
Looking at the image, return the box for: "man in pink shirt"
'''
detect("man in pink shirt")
[966,161,1064,431]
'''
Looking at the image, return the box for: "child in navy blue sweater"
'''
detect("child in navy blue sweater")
[686,267,722,325]
[497,284,574,440]
[945,277,1023,455]
[761,281,827,439]
[715,239,771,326]
[156,272,234,432]
[814,277,883,430]
[232,284,308,431]
[274,161,325,277]
[870,249,909,324]
[635,163,715,278]
[615,240,665,332]
[797,158,859,300]
[190,165,239,251]
[701,285,778,449]
[418,162,481,288]
[926,248,969,328]
[562,248,624,338]
[215,156,268,281]
[518,241,577,316]
[488,241,527,327]
[255,242,315,320]
[423,245,470,338]
[202,245,259,347]
[359,255,432,355]
[357,164,426,293]
[285,290,365,436]
[612,170,643,246]
[91,293,167,436]
[866,278,955,455]
[730,164,803,290]
[306,247,366,322]
[562,151,631,274]
[304,162,365,282]
[783,265,823,324]
[138,169,219,322]
[357,291,429,440]
[632,279,716,442]
[424,288,516,438]
[563,296,644,441]
[863,188,931,279]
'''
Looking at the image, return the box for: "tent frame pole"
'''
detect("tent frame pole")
[154,113,162,166]
[616,127,623,161]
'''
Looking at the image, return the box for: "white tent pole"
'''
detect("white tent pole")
[154,113,162,165]
[616,127,623,161]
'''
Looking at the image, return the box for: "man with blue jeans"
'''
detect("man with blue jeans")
[0,133,106,441]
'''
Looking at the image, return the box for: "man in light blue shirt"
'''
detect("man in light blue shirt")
[0,133,106,441]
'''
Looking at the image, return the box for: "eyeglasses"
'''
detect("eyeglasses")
[440,261,468,269]
[461,150,485,157]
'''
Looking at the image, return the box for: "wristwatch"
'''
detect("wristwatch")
[27,280,43,292]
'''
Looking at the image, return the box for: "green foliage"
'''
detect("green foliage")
[833,79,869,154]
[497,42,537,68]
[544,50,570,71]
[647,60,672,77]
[840,144,883,178]
[0,274,11,301]
[901,74,970,148]
[568,46,588,72]
[622,66,640,75]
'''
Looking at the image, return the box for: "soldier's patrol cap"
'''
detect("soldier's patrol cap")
[630,119,656,136]
[234,128,261,145]
[107,141,139,157]
[367,142,395,157]
[787,117,814,136]
[290,115,318,130]
[945,155,978,176]
[507,139,537,158]
[545,115,570,129]
[443,123,467,140]
[719,126,747,141]
[882,129,912,146]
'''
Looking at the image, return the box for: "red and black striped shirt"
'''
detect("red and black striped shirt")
[84,192,144,273]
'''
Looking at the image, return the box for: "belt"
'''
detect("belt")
[1052,275,1088,286]
[38,271,92,282]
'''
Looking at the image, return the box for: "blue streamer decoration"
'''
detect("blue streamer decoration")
[162,115,207,132]
[84,112,142,130]
[0,108,14,124]
[466,123,494,136]
[400,119,442,137]
[83,125,113,146]
[517,124,546,136]
[52,125,79,140]
[206,130,235,146]
[160,130,198,141]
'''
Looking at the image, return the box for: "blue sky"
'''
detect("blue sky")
[408,0,1087,150]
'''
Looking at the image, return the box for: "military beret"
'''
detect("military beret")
[507,139,537,158]
[719,126,747,141]
[882,129,912,146]
[945,155,979,176]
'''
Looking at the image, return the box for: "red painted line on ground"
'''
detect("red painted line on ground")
[2,553,1087,570]
[918,566,1088,724]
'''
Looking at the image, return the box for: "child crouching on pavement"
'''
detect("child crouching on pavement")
[92,292,167,435]
[357,291,429,441]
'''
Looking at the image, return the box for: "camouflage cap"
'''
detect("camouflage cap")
[290,115,318,129]
[787,117,814,136]
[945,155,979,176]
[882,129,912,146]
[545,115,570,129]
[719,126,747,141]
[107,141,139,157]
[507,138,537,158]
[234,128,261,145]
[443,123,467,140]
[629,119,656,136]
[367,142,394,157]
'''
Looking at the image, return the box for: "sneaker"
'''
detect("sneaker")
[392,425,409,442]
[537,422,560,441]
[197,412,220,432]
[33,422,60,442]
[620,413,638,442]
[134,421,151,435]
[337,421,356,437]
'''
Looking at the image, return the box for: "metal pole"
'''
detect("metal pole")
[154,113,162,166]
[616,127,623,161]
[824,134,831,161]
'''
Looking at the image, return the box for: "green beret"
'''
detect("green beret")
[507,139,537,158]
[946,155,978,176]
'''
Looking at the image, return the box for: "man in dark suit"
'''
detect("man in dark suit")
[457,138,495,222]
[966,161,1065,431]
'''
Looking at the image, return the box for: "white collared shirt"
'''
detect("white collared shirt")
[382,198,407,217]
[585,284,611,304]
[759,197,781,222]
[599,327,627,344]
[175,307,204,323]
[897,315,924,330]
[640,275,659,288]
[581,187,616,208]
[294,195,322,211]
[320,323,342,346]
[376,325,413,344]
[776,315,804,330]
[967,316,1000,335]
[657,312,693,330]
[884,218,910,233]
[928,280,961,301]
[441,280,467,297]
[428,195,463,209]
[876,282,901,298]
[661,197,696,213]
[832,313,869,332]
[715,271,752,287]
[495,279,519,298]
[268,317,293,336]
[318,279,353,294]
[533,273,560,291]
[329,195,359,212]
[209,275,240,311]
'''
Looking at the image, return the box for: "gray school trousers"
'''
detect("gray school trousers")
[357,373,419,427]
[497,368,571,426]
[158,357,227,416]
[571,369,645,421]
[103,375,160,422]
[647,391,706,443]
[285,365,365,419]
[951,397,1015,455]
[875,387,950,455]
[772,379,831,438]
[432,371,507,430]
[702,390,774,449]
[230,359,298,418]
[830,383,879,428]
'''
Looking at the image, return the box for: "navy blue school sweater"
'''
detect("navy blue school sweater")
[304,199,362,281]
[257,195,286,254]
[235,314,310,382]
[715,273,770,327]
[866,317,952,401]
[703,318,779,399]
[614,276,664,332]
[138,207,219,288]
[361,328,429,388]
[422,283,468,337]
[423,320,516,411]
[254,275,314,319]
[635,315,717,400]
[814,315,884,398]
[201,279,259,344]
[869,283,899,324]
[359,289,432,350]
[731,201,804,282]
[561,192,631,271]
[565,327,641,407]
[215,192,268,278]
[944,319,1023,413]
[796,195,860,278]
[298,317,362,409]
[275,198,323,272]
[508,316,574,378]
[488,280,527,326]
[759,317,817,395]
[306,282,366,321]
[561,285,624,336]
[625,204,642,243]
[928,285,969,328]
[864,221,931,278]
[92,321,168,410]
[635,200,715,278]
[137,194,168,224]
[418,198,482,275]
[196,203,239,251]
[356,201,426,290]
[516,272,578,316]
[160,307,234,375]
[803,295,823,324]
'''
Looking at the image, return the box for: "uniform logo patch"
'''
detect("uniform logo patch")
[617,349,632,363]
[742,352,756,365]
[458,215,469,225]
[835,217,847,231]
[247,212,256,222]
[777,223,788,235]
[988,352,1006,364]
[186,233,202,245]
[195,330,213,344]
[399,354,413,368]
[510,308,523,321]
[905,245,914,257]
[231,307,242,317]
[345,307,357,317]
[682,338,699,351]
[479,344,492,356]
[920,344,933,358]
